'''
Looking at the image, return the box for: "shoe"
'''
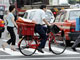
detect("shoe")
[2,44,5,50]
[11,45,16,51]
[37,47,44,53]
[11,48,16,51]
[72,47,77,51]
[2,43,8,50]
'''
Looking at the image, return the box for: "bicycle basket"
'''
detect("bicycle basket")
[17,22,35,36]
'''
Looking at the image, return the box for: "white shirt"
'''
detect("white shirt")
[32,9,46,25]
[45,10,55,23]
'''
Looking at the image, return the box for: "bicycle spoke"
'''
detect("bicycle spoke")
[19,36,37,56]
[49,34,66,55]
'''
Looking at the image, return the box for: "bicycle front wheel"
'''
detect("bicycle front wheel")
[19,36,37,56]
[49,35,66,55]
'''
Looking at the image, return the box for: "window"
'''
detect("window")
[0,11,4,15]
[69,0,80,4]
[0,6,5,11]
[55,14,61,22]
[60,12,66,22]
[69,10,80,20]
[55,11,66,22]
[23,12,28,19]
[29,11,36,20]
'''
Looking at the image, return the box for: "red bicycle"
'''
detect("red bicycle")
[17,22,66,56]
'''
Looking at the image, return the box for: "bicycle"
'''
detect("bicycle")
[17,22,66,56]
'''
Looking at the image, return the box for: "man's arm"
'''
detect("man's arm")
[43,19,51,26]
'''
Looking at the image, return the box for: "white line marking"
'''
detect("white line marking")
[9,56,80,60]
[46,47,79,55]
[0,47,80,56]
[0,48,23,56]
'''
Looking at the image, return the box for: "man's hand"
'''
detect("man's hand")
[48,23,52,26]
[43,19,51,26]
[32,20,37,24]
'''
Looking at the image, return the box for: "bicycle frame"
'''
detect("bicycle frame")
[18,32,57,49]
[18,24,66,56]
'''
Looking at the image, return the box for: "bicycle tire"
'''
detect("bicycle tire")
[19,36,37,56]
[49,35,66,55]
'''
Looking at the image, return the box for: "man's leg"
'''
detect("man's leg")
[35,25,47,48]
[72,35,80,51]
[35,25,47,53]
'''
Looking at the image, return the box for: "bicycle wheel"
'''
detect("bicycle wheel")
[19,36,37,56]
[49,35,66,55]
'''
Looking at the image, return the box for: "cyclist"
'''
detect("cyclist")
[32,5,51,53]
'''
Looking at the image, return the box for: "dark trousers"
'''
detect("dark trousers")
[72,35,80,48]
[35,24,47,48]
[7,26,16,45]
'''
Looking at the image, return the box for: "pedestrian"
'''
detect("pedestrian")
[32,5,51,53]
[3,10,9,26]
[72,35,80,51]
[45,9,55,33]
[2,5,18,51]
[1,10,9,39]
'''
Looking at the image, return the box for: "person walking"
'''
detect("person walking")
[32,5,51,53]
[72,35,80,51]
[2,5,18,51]
[3,10,9,26]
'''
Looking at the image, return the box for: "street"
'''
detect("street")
[0,0,80,60]
[0,28,80,60]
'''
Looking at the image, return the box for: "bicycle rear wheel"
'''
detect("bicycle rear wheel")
[19,36,37,56]
[49,35,66,55]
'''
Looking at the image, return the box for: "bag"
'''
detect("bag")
[51,25,60,34]
[16,17,36,24]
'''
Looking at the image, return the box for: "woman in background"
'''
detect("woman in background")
[2,5,18,51]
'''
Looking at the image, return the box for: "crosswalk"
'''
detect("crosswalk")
[0,47,80,56]
[1,32,80,56]
[1,39,79,56]
[1,39,80,56]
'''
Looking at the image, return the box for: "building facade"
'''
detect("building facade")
[18,0,49,5]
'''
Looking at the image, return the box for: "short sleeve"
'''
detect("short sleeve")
[41,11,46,20]
[9,13,14,19]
